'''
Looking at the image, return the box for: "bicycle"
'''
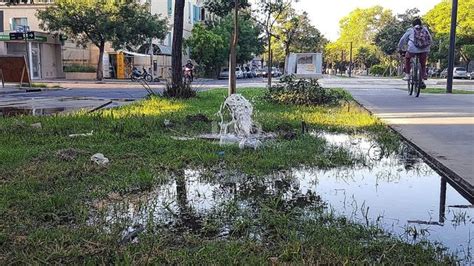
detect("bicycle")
[403,52,424,97]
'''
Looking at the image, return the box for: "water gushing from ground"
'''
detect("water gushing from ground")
[217,94,265,149]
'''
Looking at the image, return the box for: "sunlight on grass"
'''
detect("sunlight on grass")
[283,103,379,129]
[100,96,185,118]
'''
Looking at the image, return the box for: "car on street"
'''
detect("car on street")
[468,72,474,80]
[219,68,229,79]
[262,67,282,77]
[440,67,469,79]
[219,67,245,79]
[243,67,252,78]
[271,67,282,77]
[235,67,245,79]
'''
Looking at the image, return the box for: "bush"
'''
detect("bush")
[370,64,386,76]
[64,64,96,73]
[265,75,351,106]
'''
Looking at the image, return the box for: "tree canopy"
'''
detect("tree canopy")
[325,6,392,66]
[186,14,263,78]
[272,7,326,63]
[424,0,474,38]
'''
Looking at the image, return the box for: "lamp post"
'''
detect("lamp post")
[446,0,458,93]
[349,41,353,77]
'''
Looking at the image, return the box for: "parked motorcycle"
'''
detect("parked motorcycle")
[131,66,153,82]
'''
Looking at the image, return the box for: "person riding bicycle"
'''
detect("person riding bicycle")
[398,18,432,88]
[184,60,194,81]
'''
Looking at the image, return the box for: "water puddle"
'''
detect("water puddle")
[0,107,67,117]
[89,132,473,260]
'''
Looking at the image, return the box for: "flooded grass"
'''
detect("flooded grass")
[0,88,468,263]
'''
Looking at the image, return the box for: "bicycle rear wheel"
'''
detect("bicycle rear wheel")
[414,61,421,97]
[408,63,414,96]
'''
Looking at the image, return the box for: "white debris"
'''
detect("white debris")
[91,153,109,165]
[30,123,42,129]
[239,138,263,150]
[171,136,195,141]
[164,119,172,127]
[69,130,94,138]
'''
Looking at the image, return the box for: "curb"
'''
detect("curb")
[353,99,474,201]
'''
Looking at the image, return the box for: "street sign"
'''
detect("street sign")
[27,31,35,40]
[9,32,24,41]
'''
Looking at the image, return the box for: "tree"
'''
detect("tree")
[273,8,325,69]
[168,0,190,97]
[460,45,474,71]
[205,0,251,95]
[375,9,420,56]
[325,6,392,71]
[254,0,295,87]
[355,46,380,75]
[186,14,263,78]
[424,0,474,38]
[424,0,474,69]
[37,0,166,80]
[185,24,227,77]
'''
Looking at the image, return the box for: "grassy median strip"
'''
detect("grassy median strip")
[423,88,474,94]
[0,88,454,264]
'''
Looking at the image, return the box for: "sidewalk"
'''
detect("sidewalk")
[347,88,474,199]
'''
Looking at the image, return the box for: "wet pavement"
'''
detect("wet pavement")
[347,88,474,198]
[89,133,473,262]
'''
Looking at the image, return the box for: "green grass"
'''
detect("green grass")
[0,88,455,264]
[17,83,62,89]
[423,88,474,94]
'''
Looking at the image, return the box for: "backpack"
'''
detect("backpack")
[413,27,431,49]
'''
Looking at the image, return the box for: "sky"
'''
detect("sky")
[293,0,442,41]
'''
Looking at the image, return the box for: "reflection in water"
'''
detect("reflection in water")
[90,133,473,261]
[0,107,66,117]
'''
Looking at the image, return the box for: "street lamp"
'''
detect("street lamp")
[446,0,458,93]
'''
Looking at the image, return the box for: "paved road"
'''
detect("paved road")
[347,88,474,198]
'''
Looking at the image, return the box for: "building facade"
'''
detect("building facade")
[0,0,205,80]
[0,0,64,79]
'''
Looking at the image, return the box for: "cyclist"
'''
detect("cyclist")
[398,18,432,88]
[184,60,195,81]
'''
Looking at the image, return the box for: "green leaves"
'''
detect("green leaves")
[186,15,263,77]
[424,0,474,38]
[38,0,167,49]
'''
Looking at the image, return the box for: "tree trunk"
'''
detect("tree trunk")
[228,0,239,96]
[284,43,290,75]
[267,33,272,87]
[96,42,105,81]
[171,0,185,92]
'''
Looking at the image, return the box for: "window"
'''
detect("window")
[167,0,172,16]
[0,11,4,32]
[193,5,201,23]
[11,17,28,31]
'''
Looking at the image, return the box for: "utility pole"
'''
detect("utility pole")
[349,42,353,78]
[446,0,458,94]
[229,0,239,96]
